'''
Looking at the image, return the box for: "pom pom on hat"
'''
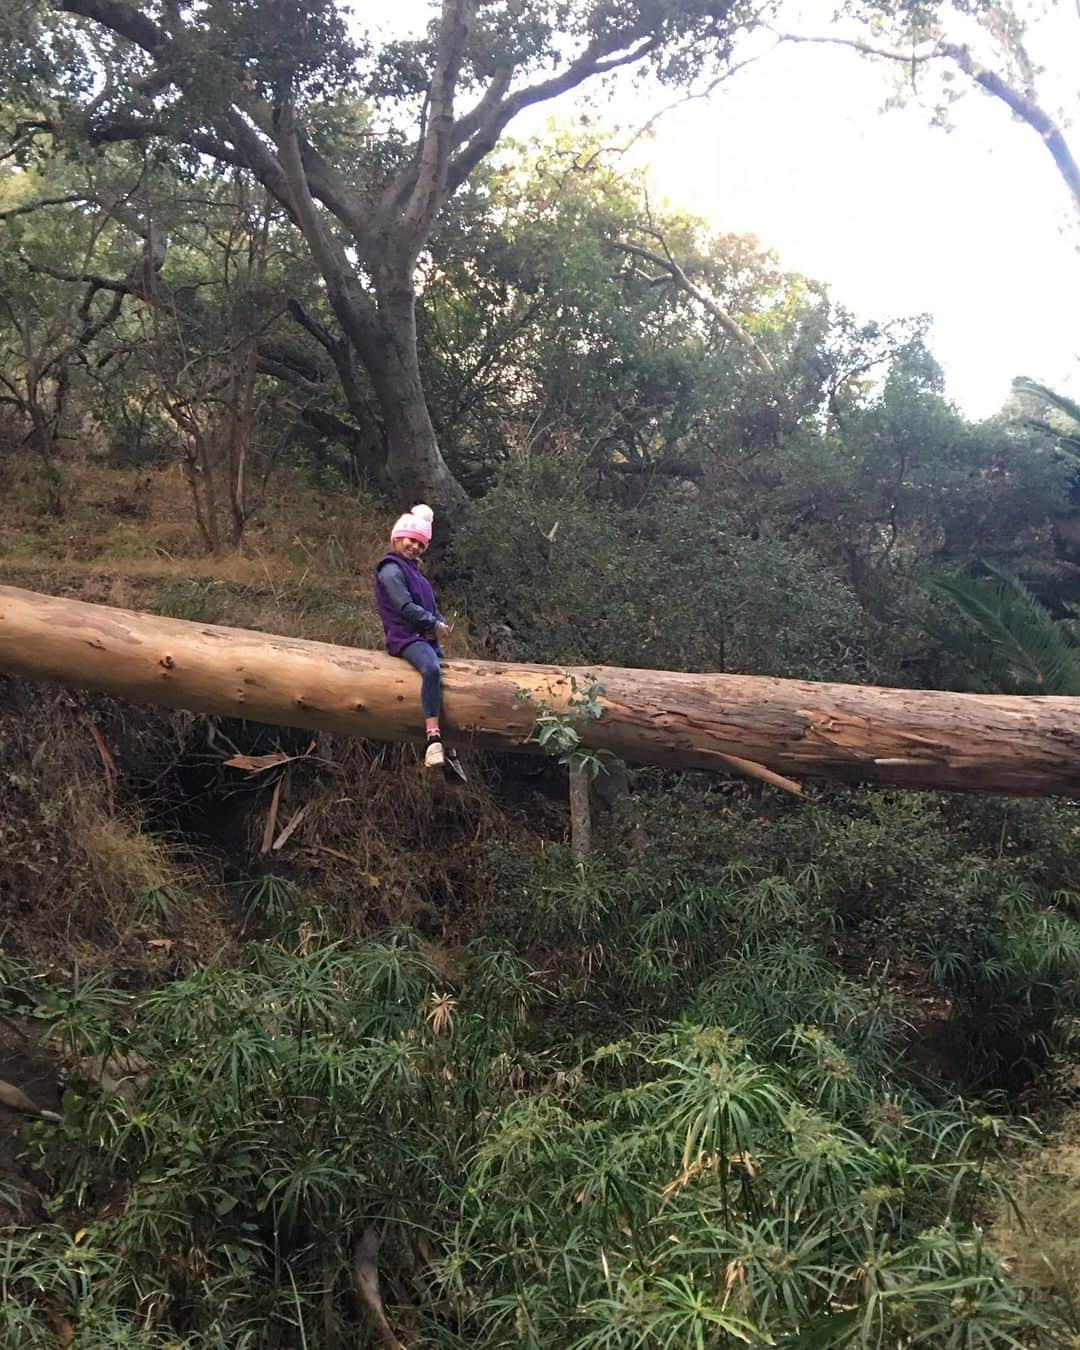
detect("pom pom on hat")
[391,503,434,545]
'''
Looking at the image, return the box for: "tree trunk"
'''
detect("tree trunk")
[1,584,1079,796]
[25,383,63,516]
[360,277,469,530]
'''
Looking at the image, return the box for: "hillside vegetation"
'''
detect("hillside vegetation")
[2,2,1080,1338]
[2,446,1080,1347]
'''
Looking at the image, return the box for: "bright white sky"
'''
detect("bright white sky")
[371,0,1080,420]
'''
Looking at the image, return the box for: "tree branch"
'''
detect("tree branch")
[59,0,168,52]
[353,1229,405,1350]
[2,123,54,165]
[31,108,251,178]
[613,239,776,376]
[289,301,376,418]
[57,2,372,244]
[0,194,91,222]
[255,354,317,388]
[448,65,513,153]
[944,41,1080,216]
[26,262,137,296]
[297,138,373,248]
[274,101,379,353]
[445,33,662,195]
[608,457,705,479]
[284,299,341,355]
[777,31,1080,218]
[255,337,324,385]
[74,283,125,352]
[402,0,474,245]
[274,103,350,282]
[290,403,387,478]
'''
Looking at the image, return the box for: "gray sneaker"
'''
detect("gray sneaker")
[424,739,445,769]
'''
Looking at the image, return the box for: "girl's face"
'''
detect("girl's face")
[393,535,426,561]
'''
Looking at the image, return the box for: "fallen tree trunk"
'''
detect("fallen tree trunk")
[1,584,1079,796]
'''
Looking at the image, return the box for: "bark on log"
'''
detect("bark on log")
[1,584,1079,796]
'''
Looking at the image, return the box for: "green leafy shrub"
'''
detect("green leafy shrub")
[453,459,869,680]
[1,897,1061,1347]
[595,785,1080,1090]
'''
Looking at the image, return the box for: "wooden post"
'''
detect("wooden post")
[569,761,592,860]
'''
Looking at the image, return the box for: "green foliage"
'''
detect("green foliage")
[2,10,1080,1348]
[4,776,1075,1345]
[1013,376,1080,460]
[519,675,610,779]
[936,565,1080,695]
[578,785,1080,1092]
[35,962,129,1063]
[754,368,1068,614]
[800,794,1080,1090]
[422,130,810,475]
[0,898,1059,1348]
[454,458,869,680]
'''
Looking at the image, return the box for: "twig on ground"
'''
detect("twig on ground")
[260,777,283,855]
[87,722,118,815]
[271,803,310,851]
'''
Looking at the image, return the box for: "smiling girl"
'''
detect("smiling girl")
[373,504,453,769]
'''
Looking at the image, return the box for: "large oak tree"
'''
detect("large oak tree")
[5,0,786,526]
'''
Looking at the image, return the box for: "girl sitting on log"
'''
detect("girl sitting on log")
[374,504,453,770]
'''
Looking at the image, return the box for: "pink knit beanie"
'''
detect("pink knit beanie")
[390,503,434,545]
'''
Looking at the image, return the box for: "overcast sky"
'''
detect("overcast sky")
[372,1,1080,420]
[630,5,1079,419]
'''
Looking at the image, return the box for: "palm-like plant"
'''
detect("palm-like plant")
[3,855,1069,1347]
[935,563,1080,694]
[1013,375,1080,462]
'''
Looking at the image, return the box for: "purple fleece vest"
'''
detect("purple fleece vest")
[374,551,438,656]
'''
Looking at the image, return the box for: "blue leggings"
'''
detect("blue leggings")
[400,641,442,720]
